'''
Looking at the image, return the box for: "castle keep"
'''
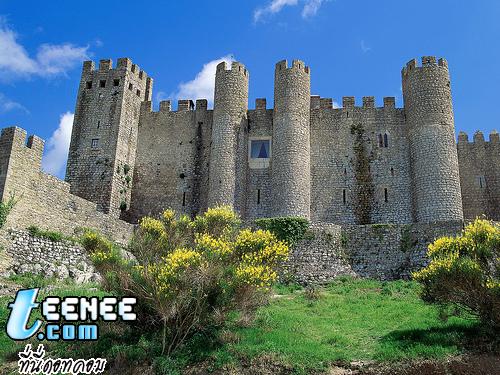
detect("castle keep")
[0,56,498,282]
[0,56,498,236]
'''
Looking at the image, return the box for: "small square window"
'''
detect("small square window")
[86,81,92,89]
[250,140,270,159]
[136,89,141,97]
[99,80,106,88]
[128,83,133,91]
[91,139,99,148]
[113,79,120,87]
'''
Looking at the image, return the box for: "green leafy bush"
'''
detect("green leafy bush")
[413,218,500,329]
[85,206,289,355]
[0,193,18,229]
[255,217,310,245]
[27,225,64,242]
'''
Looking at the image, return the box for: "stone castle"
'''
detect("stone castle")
[0,55,498,282]
[65,56,499,224]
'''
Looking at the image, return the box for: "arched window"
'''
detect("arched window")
[378,134,383,147]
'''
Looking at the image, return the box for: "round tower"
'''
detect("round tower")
[402,56,463,222]
[207,61,249,208]
[271,59,311,218]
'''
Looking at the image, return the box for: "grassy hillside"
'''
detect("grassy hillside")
[0,276,491,374]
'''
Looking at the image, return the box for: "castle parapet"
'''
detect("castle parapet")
[196,99,208,111]
[178,100,194,111]
[362,96,375,108]
[159,100,172,112]
[384,97,396,108]
[255,98,267,110]
[402,56,448,77]
[343,96,355,108]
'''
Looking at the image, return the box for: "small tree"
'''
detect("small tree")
[82,206,289,354]
[413,218,500,329]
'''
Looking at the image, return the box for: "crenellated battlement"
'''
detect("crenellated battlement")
[275,59,310,74]
[0,127,44,159]
[340,96,399,109]
[402,56,448,77]
[82,57,150,82]
[216,61,249,78]
[458,130,499,145]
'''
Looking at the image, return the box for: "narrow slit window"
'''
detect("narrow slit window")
[343,189,346,204]
[128,83,133,91]
[384,133,389,147]
[390,167,394,176]
[97,121,100,129]
[384,188,388,203]
[378,134,383,147]
[257,189,261,205]
[136,89,141,97]
[182,192,186,206]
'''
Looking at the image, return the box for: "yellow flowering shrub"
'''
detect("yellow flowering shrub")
[86,206,290,354]
[235,264,278,287]
[139,216,165,238]
[413,218,500,328]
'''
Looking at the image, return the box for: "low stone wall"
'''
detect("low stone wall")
[290,221,464,283]
[4,229,100,283]
[286,223,355,284]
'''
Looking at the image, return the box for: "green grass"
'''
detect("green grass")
[219,277,483,371]
[0,276,488,374]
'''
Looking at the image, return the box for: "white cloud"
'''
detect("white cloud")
[302,0,326,18]
[360,40,371,53]
[0,92,28,113]
[254,0,298,22]
[332,100,340,109]
[0,18,89,80]
[171,55,235,107]
[42,112,74,177]
[254,0,326,22]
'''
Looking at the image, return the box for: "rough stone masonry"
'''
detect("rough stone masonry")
[0,56,498,282]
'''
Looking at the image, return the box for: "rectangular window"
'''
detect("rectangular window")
[384,188,388,203]
[136,89,141,97]
[128,83,133,91]
[113,79,120,86]
[99,80,106,88]
[250,140,270,159]
[343,189,346,204]
[86,81,92,89]
[476,176,486,188]
[257,189,261,205]
[91,139,99,148]
[182,192,186,206]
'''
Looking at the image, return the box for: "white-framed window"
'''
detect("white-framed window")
[248,137,271,169]
[91,138,99,148]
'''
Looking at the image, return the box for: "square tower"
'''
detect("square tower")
[65,58,153,217]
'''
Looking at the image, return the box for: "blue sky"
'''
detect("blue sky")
[0,0,499,178]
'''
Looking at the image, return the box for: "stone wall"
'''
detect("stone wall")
[4,229,99,283]
[289,221,464,283]
[0,127,134,245]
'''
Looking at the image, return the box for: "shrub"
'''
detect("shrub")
[413,218,500,329]
[0,193,18,229]
[86,206,289,355]
[27,225,64,242]
[254,217,310,246]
